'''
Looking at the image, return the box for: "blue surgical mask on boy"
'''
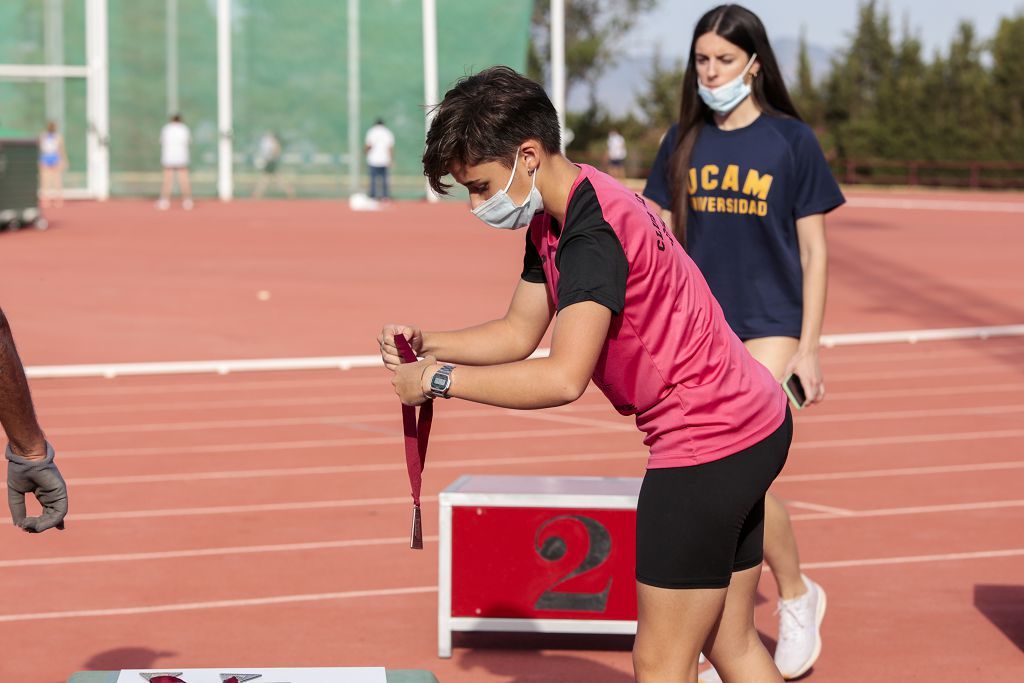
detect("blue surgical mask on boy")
[471,153,544,230]
[698,53,758,114]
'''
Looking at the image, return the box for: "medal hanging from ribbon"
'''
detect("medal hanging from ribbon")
[393,333,431,549]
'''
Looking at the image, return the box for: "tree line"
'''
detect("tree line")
[543,1,1024,182]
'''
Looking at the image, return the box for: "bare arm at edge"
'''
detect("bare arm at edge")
[0,309,47,459]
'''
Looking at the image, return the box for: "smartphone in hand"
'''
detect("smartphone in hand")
[783,373,808,410]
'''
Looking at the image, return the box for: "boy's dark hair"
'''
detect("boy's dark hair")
[423,66,561,195]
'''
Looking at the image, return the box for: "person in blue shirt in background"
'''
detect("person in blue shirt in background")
[644,5,845,681]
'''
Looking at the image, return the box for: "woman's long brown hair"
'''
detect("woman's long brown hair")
[670,4,802,247]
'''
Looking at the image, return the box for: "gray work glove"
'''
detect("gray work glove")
[6,442,67,533]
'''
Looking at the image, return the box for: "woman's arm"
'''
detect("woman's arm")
[787,213,828,402]
[393,300,611,409]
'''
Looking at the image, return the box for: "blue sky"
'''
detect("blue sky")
[627,0,1022,59]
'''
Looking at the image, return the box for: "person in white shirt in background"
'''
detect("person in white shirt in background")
[364,118,395,200]
[605,128,628,180]
[157,113,193,210]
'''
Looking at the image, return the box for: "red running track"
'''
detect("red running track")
[1,189,1022,681]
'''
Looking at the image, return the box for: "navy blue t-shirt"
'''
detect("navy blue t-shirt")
[643,115,845,339]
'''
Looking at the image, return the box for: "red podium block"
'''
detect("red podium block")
[438,475,642,657]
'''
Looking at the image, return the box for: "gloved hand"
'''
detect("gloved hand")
[6,441,67,533]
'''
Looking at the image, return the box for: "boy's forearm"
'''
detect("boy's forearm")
[422,318,539,366]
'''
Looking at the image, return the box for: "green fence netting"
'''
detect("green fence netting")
[0,0,532,199]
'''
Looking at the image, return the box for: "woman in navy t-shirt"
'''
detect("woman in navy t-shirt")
[644,5,844,680]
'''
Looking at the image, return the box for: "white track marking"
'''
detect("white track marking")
[43,404,618,436]
[40,426,1024,469]
[0,535,440,568]
[0,585,438,623]
[7,450,646,487]
[41,402,1023,437]
[802,547,1024,569]
[823,383,1024,401]
[778,460,1024,483]
[23,325,1024,380]
[786,501,857,516]
[1,549,1021,622]
[5,502,1023,568]
[10,461,1021,524]
[792,428,1024,451]
[790,499,1024,522]
[845,196,1024,213]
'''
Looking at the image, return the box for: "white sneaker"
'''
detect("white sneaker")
[774,574,826,679]
[156,198,170,210]
[182,198,194,210]
[698,663,723,683]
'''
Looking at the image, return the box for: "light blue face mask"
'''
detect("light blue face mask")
[471,153,544,230]
[698,52,758,114]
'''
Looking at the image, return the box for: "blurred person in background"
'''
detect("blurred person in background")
[365,118,395,201]
[251,130,294,199]
[38,121,67,209]
[157,113,194,210]
[605,128,628,179]
[644,4,844,680]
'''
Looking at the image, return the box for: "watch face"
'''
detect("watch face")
[430,374,448,391]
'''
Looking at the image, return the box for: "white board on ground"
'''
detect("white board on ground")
[115,668,386,683]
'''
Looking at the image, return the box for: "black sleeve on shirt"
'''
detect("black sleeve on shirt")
[554,180,629,315]
[521,228,547,283]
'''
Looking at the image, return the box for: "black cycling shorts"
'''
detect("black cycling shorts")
[636,408,793,589]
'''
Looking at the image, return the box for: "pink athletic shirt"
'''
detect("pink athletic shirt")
[525,165,786,468]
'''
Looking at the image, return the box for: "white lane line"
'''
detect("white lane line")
[786,501,856,516]
[791,499,1024,522]
[1,548,1021,622]
[823,383,1024,401]
[40,431,1024,486]
[0,535,440,568]
[779,460,1024,483]
[23,326,1024,381]
[35,382,1024,419]
[822,343,1023,366]
[54,424,637,461]
[68,495,439,522]
[793,428,1024,450]
[825,365,1011,381]
[802,548,1024,570]
[39,394,399,416]
[33,376,385,398]
[31,460,1024,523]
[796,404,1024,424]
[43,404,618,437]
[845,196,1024,213]
[0,585,438,623]
[6,502,1022,568]
[500,409,635,432]
[14,450,646,487]
[42,403,1024,437]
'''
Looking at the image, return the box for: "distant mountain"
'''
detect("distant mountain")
[570,37,837,117]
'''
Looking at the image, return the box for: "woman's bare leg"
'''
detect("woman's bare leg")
[703,565,783,683]
[634,581,725,682]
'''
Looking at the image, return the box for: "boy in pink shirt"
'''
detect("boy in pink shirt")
[378,66,789,682]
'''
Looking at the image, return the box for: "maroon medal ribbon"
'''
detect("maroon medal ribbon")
[394,333,431,549]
